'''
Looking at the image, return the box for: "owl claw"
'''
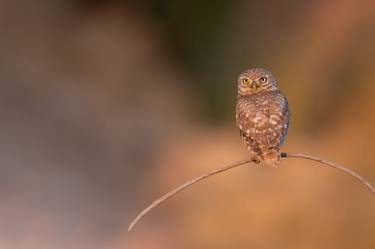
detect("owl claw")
[251,157,261,164]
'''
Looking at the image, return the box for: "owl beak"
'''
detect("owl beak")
[251,82,258,92]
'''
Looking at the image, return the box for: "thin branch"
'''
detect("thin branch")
[128,152,375,231]
[128,159,256,231]
[281,152,375,195]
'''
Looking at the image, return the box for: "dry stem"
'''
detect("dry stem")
[128,152,375,231]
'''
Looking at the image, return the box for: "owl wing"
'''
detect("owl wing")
[236,96,264,156]
[266,91,290,149]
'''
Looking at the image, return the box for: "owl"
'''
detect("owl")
[236,68,290,166]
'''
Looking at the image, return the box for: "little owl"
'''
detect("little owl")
[236,68,290,166]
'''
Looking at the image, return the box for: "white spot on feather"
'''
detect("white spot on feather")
[270,119,278,125]
[253,113,264,123]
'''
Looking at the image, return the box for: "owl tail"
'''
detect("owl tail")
[263,151,281,167]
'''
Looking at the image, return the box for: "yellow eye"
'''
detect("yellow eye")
[242,78,250,85]
[259,77,267,83]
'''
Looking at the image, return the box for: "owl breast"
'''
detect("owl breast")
[236,90,290,165]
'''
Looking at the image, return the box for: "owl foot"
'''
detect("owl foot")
[251,156,261,164]
[264,158,281,167]
[263,151,281,167]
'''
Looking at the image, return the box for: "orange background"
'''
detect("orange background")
[0,1,374,248]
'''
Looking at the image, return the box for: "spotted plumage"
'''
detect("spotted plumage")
[236,68,290,166]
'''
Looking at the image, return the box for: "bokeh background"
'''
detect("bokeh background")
[1,0,375,248]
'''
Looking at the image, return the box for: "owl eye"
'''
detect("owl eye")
[242,78,250,85]
[259,77,267,83]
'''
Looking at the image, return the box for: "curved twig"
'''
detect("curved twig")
[128,152,375,231]
[281,152,375,195]
[128,159,255,231]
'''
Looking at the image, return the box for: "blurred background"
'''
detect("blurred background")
[0,0,374,248]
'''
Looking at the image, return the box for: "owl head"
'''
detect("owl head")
[237,68,277,96]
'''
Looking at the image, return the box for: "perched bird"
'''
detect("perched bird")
[236,68,290,166]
